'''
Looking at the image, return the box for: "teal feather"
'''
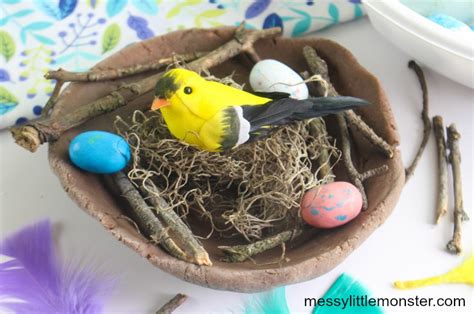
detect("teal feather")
[313,274,384,314]
[244,287,290,314]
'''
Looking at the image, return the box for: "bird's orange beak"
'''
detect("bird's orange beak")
[151,97,171,110]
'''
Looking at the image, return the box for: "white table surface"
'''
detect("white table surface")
[0,18,473,314]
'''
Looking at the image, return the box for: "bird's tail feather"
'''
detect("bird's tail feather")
[302,96,369,118]
[242,96,369,137]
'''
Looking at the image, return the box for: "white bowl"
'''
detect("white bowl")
[363,0,473,88]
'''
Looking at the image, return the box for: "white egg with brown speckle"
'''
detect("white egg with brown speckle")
[249,59,309,100]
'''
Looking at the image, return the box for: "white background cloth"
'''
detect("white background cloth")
[0,18,473,313]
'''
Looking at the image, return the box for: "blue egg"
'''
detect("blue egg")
[69,131,131,174]
[427,14,471,32]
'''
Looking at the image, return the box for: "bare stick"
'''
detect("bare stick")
[308,119,334,181]
[345,111,394,158]
[301,69,334,180]
[303,46,337,97]
[45,52,206,82]
[302,46,394,158]
[360,164,390,181]
[447,124,468,222]
[142,181,212,266]
[111,172,193,263]
[446,124,469,254]
[336,113,367,209]
[41,80,64,118]
[11,24,282,152]
[219,229,302,263]
[303,46,389,209]
[432,116,449,224]
[244,46,261,64]
[156,293,188,314]
[405,61,432,182]
[302,51,333,181]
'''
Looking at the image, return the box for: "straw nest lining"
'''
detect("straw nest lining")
[114,75,340,243]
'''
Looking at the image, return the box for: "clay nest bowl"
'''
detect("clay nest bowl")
[49,27,405,292]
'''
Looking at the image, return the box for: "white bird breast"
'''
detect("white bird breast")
[249,59,309,100]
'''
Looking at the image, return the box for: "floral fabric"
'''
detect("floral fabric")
[0,0,363,129]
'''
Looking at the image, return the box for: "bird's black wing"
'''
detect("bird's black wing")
[241,96,369,141]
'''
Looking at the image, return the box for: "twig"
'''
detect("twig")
[41,80,64,118]
[302,46,394,158]
[156,293,188,314]
[432,116,448,224]
[142,181,212,266]
[219,229,302,263]
[345,111,394,158]
[302,46,337,97]
[244,46,261,64]
[111,172,193,263]
[45,52,207,82]
[446,124,469,254]
[359,164,389,181]
[336,113,367,209]
[308,119,334,181]
[301,71,334,180]
[302,65,334,181]
[41,53,204,122]
[10,24,282,152]
[302,52,333,181]
[303,46,389,209]
[405,61,432,182]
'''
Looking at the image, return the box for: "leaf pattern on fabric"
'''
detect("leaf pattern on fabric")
[0,9,34,27]
[289,8,311,37]
[20,22,54,45]
[262,12,283,31]
[127,13,154,39]
[245,0,271,19]
[87,0,101,8]
[328,3,340,22]
[354,4,363,18]
[34,0,61,19]
[102,23,121,53]
[131,0,158,15]
[292,18,311,37]
[0,69,11,82]
[106,0,127,17]
[195,9,225,27]
[58,0,78,19]
[0,86,18,115]
[0,31,15,61]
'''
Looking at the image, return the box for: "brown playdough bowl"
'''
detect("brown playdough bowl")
[49,27,405,292]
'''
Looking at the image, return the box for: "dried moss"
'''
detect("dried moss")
[114,75,339,243]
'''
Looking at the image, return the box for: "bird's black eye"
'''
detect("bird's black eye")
[184,86,192,94]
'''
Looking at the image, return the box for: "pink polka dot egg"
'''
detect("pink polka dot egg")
[301,181,363,228]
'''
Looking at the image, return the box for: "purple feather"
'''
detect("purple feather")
[0,220,114,313]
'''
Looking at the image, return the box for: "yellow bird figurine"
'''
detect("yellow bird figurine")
[151,68,369,152]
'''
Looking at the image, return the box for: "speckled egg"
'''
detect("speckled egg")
[249,59,309,100]
[301,181,363,228]
[69,131,131,174]
[427,14,472,32]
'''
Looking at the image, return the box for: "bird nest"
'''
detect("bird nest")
[114,108,339,243]
[45,27,404,291]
